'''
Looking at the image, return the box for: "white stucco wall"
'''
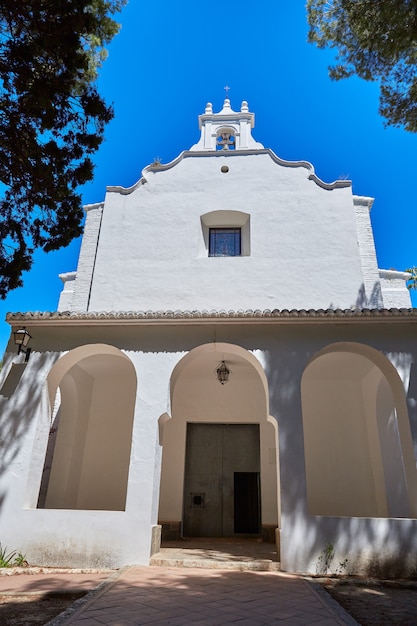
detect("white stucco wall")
[59,203,103,312]
[0,343,177,568]
[353,196,383,307]
[379,270,412,308]
[1,319,417,573]
[57,272,76,311]
[58,98,410,313]
[85,152,368,312]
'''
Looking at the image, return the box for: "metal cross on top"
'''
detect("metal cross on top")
[224,85,230,98]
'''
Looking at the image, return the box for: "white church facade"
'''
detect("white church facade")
[1,99,417,574]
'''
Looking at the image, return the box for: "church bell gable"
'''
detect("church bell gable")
[190,99,264,151]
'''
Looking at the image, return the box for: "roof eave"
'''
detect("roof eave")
[6,308,417,328]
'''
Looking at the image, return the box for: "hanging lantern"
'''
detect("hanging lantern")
[216,360,230,385]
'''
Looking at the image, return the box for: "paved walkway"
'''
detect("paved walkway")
[3,566,357,626]
[58,566,358,625]
[0,540,359,625]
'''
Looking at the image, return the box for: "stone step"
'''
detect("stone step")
[150,554,281,571]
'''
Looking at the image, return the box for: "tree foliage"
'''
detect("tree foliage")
[0,0,126,297]
[307,0,417,132]
[406,267,417,290]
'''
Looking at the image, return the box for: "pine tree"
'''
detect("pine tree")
[307,0,417,132]
[0,0,126,296]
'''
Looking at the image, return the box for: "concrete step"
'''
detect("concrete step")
[150,539,280,571]
[150,554,280,571]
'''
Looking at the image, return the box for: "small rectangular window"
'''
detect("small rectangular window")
[209,228,241,257]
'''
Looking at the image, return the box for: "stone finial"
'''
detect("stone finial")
[241,101,249,112]
[205,102,213,114]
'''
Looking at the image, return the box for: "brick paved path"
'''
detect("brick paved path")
[59,566,358,625]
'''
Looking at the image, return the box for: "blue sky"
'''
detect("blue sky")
[0,1,416,356]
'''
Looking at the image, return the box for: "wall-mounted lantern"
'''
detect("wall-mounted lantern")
[216,360,230,385]
[13,327,32,362]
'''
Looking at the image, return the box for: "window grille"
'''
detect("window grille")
[209,228,241,257]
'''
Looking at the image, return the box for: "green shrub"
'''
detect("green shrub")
[0,543,27,567]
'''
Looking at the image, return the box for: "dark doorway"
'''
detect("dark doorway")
[234,472,261,533]
[183,423,260,537]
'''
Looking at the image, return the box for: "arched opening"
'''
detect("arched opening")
[216,127,236,150]
[301,342,417,518]
[38,344,137,511]
[158,343,279,541]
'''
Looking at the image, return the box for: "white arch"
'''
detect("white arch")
[169,342,268,412]
[302,341,417,518]
[159,342,280,539]
[42,344,137,511]
[47,343,135,411]
[215,126,236,149]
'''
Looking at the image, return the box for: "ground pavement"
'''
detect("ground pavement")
[0,540,361,625]
[0,565,358,626]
